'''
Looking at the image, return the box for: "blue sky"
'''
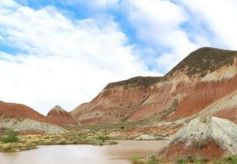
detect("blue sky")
[1,0,237,114]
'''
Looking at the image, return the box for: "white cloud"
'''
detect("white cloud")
[121,0,237,72]
[66,0,119,10]
[88,0,119,9]
[180,0,237,50]
[122,0,207,72]
[0,0,157,114]
[0,0,18,8]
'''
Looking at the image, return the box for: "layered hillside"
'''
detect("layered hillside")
[71,47,237,125]
[0,101,64,133]
[47,105,77,127]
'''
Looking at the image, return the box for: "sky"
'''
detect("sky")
[1,0,237,115]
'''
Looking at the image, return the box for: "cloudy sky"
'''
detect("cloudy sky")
[0,0,237,114]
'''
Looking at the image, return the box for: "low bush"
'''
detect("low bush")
[1,129,19,143]
[96,135,109,142]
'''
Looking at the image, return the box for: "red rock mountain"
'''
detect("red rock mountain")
[0,101,64,133]
[1,47,236,134]
[0,101,78,130]
[47,105,77,127]
[71,47,237,125]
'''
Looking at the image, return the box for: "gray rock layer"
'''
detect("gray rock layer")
[0,116,65,134]
[169,116,237,155]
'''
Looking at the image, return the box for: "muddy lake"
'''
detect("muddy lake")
[0,140,167,164]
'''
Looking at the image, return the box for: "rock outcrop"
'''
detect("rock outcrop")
[71,47,237,125]
[158,116,237,160]
[47,105,77,127]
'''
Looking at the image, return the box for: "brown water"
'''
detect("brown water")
[0,140,167,164]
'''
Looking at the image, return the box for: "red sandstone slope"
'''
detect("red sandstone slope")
[0,101,48,123]
[47,105,77,127]
[71,47,237,125]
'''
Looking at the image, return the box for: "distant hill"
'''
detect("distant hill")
[47,105,77,127]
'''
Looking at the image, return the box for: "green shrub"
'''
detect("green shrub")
[176,159,186,164]
[59,140,66,145]
[148,155,157,164]
[1,129,19,143]
[131,155,143,164]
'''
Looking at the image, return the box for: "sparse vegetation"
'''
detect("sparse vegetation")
[105,76,164,89]
[175,157,208,164]
[167,47,237,77]
[214,155,237,164]
[0,130,117,152]
[135,154,236,164]
[174,156,237,164]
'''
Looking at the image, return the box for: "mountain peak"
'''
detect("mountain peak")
[166,47,237,77]
[50,105,65,113]
[47,105,67,118]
